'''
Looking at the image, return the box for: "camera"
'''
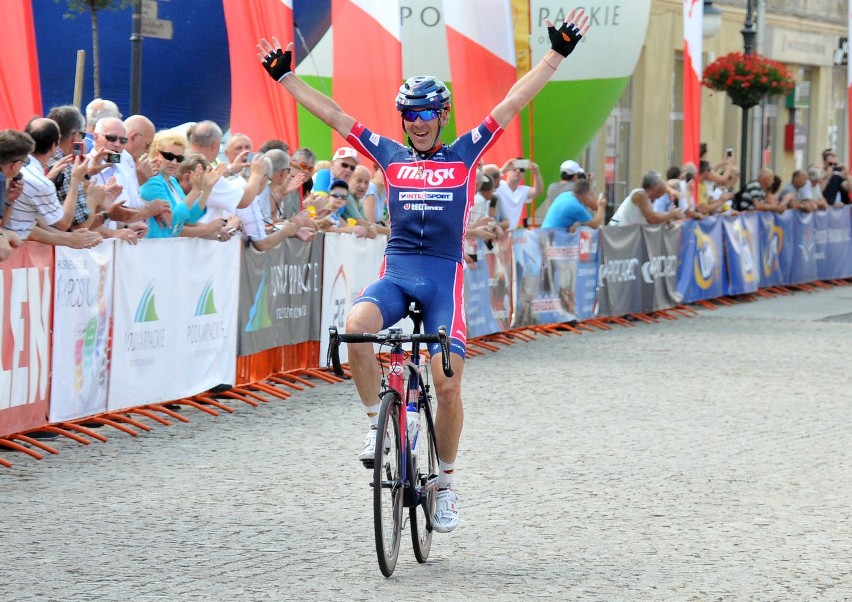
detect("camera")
[105,152,121,164]
[12,172,23,182]
[725,148,734,158]
[833,164,842,174]
[514,158,530,170]
[72,141,84,156]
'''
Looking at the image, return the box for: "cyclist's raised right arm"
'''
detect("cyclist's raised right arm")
[257,39,355,139]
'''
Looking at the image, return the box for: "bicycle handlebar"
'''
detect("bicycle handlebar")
[327,326,454,378]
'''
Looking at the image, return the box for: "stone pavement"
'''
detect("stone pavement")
[2,285,852,601]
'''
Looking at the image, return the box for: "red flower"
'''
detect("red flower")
[702,52,795,108]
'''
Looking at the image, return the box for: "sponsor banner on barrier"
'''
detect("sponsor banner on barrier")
[0,243,53,436]
[319,233,388,366]
[596,224,645,317]
[790,211,820,285]
[817,206,852,280]
[464,236,514,338]
[108,239,239,409]
[510,228,599,326]
[677,216,726,303]
[49,241,114,422]
[757,211,788,287]
[238,236,323,356]
[642,223,682,311]
[724,213,761,296]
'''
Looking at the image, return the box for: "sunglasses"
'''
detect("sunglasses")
[515,167,526,173]
[97,133,128,144]
[159,150,185,163]
[329,192,348,199]
[338,162,356,171]
[401,109,442,123]
[292,160,314,172]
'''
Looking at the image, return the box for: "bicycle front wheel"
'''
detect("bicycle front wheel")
[410,391,438,563]
[374,390,404,577]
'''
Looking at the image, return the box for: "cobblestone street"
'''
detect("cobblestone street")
[2,286,851,601]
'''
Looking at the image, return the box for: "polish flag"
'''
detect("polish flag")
[444,0,521,165]
[332,0,401,153]
[683,0,703,168]
[223,0,299,147]
[0,0,41,129]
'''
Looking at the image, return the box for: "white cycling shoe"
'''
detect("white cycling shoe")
[432,488,460,533]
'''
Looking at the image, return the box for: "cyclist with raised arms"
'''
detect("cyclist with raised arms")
[258,7,589,533]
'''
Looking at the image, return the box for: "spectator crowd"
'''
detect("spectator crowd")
[2,98,850,265]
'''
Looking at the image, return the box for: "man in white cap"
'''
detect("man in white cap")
[538,159,587,223]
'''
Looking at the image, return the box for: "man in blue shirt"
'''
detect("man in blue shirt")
[540,178,605,230]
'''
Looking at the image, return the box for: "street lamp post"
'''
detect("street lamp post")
[739,0,757,186]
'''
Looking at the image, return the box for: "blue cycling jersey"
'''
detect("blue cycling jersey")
[347,117,503,263]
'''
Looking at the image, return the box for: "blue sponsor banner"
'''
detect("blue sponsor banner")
[817,207,852,280]
[511,228,597,325]
[757,212,786,287]
[463,240,503,338]
[789,211,819,284]
[724,213,760,295]
[573,228,600,320]
[677,216,726,302]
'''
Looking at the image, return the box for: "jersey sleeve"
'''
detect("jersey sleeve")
[446,115,504,167]
[346,122,407,170]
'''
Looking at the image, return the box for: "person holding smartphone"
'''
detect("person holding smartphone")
[495,156,543,229]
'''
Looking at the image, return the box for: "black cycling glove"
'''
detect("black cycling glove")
[548,21,582,57]
[262,46,292,82]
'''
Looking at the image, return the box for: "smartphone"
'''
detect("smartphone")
[72,141,84,156]
[725,148,734,158]
[106,152,121,164]
[226,226,239,234]
[515,159,530,170]
[12,172,23,182]
[246,152,256,163]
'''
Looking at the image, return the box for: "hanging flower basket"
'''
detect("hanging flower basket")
[702,52,795,109]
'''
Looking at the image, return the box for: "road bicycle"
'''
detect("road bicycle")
[328,304,453,577]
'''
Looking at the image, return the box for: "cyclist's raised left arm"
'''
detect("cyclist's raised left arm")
[491,9,589,129]
[258,38,356,139]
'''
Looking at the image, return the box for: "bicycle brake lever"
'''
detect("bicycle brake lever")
[437,326,454,378]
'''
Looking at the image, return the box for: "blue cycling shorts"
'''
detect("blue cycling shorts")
[353,254,467,359]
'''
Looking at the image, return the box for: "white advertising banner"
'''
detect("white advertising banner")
[49,241,115,422]
[107,238,240,410]
[319,233,388,366]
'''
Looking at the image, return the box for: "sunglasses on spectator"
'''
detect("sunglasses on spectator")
[515,167,526,173]
[292,160,314,172]
[401,109,442,123]
[329,192,348,199]
[96,133,128,144]
[13,157,31,167]
[159,150,185,163]
[338,162,356,171]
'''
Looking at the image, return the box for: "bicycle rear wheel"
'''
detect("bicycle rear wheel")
[410,392,438,563]
[374,390,404,577]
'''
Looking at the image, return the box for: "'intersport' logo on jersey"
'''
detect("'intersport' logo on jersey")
[399,191,453,202]
[388,161,466,187]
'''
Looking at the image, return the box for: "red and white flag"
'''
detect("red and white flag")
[683,0,704,168]
[223,0,298,147]
[444,0,521,165]
[332,0,401,153]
